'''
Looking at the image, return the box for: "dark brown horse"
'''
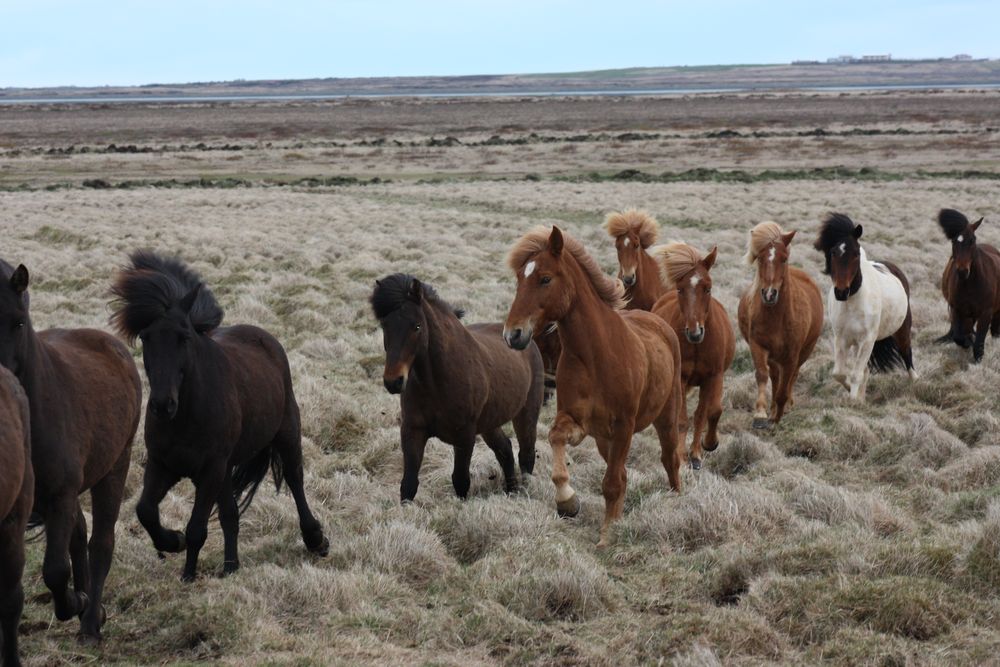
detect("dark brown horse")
[0,366,32,667]
[371,274,543,501]
[651,243,735,470]
[504,226,683,547]
[937,209,1000,362]
[0,259,140,645]
[604,209,666,310]
[111,251,328,582]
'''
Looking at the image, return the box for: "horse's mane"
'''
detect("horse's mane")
[813,212,859,275]
[110,250,224,344]
[744,221,786,265]
[508,226,626,310]
[602,209,659,248]
[370,273,464,320]
[938,209,970,240]
[651,241,704,288]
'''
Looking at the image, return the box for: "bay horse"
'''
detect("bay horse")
[604,209,666,310]
[503,226,683,547]
[936,209,1000,363]
[111,251,328,582]
[0,259,140,645]
[0,366,32,667]
[651,242,735,470]
[371,274,543,502]
[737,223,823,428]
[814,213,915,398]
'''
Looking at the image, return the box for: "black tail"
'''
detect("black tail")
[231,445,285,515]
[869,337,906,373]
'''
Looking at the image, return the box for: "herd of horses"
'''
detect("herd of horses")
[0,207,995,663]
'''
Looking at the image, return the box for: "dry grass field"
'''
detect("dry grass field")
[2,90,1000,665]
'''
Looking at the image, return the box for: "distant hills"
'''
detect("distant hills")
[3,60,1000,101]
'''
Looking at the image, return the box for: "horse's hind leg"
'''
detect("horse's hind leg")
[69,502,90,603]
[0,498,28,667]
[749,342,771,429]
[80,444,130,643]
[654,397,682,493]
[216,470,240,575]
[272,424,328,556]
[482,428,519,493]
[451,438,475,499]
[700,373,726,455]
[42,494,86,622]
[513,390,541,476]
[549,412,586,518]
[894,311,917,378]
[974,312,992,363]
[596,431,632,548]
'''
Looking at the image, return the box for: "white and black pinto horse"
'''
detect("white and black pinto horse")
[814,213,916,399]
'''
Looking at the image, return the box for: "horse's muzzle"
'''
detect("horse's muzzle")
[833,287,850,301]
[503,327,532,350]
[383,375,405,394]
[621,274,636,287]
[149,396,178,421]
[685,326,705,344]
[760,288,779,306]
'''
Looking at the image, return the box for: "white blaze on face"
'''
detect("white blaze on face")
[958,235,964,242]
[624,238,631,247]
[837,242,846,256]
[524,261,536,278]
[690,274,701,287]
[768,247,776,263]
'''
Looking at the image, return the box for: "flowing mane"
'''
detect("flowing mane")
[602,209,659,248]
[508,226,626,309]
[744,221,786,265]
[370,273,464,320]
[938,208,970,240]
[651,241,704,287]
[110,250,223,344]
[814,213,860,275]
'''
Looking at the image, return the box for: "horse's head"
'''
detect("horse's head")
[604,209,659,288]
[0,261,31,374]
[755,232,796,306]
[371,275,429,394]
[815,213,863,301]
[138,285,201,421]
[939,209,983,279]
[675,247,718,344]
[504,226,571,350]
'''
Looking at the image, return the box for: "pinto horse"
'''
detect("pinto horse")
[814,213,915,398]
[503,226,683,546]
[0,367,32,667]
[111,251,328,582]
[371,274,543,501]
[651,242,735,470]
[737,223,823,428]
[936,209,1000,362]
[604,209,666,310]
[0,260,140,644]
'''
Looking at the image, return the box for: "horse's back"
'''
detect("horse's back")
[0,367,30,519]
[212,324,295,418]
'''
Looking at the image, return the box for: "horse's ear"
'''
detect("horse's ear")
[548,226,564,257]
[375,279,382,288]
[9,264,29,294]
[972,217,984,232]
[853,224,863,239]
[703,246,718,270]
[781,230,797,247]
[179,283,201,314]
[408,278,422,303]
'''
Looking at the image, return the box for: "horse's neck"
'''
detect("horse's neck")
[15,327,58,409]
[177,334,227,411]
[557,274,626,370]
[410,303,471,391]
[635,251,662,307]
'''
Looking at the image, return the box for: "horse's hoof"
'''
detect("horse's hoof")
[77,632,101,647]
[752,417,771,430]
[168,530,187,553]
[308,536,330,557]
[690,457,702,471]
[704,439,720,452]
[556,494,581,518]
[222,561,240,576]
[181,571,197,583]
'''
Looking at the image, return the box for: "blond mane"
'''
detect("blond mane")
[508,226,626,310]
[602,209,659,248]
[651,241,705,288]
[745,221,786,265]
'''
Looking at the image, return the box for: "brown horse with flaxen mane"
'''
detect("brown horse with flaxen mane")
[0,259,141,645]
[604,209,666,311]
[738,222,823,428]
[503,226,683,547]
[0,366,32,667]
[651,242,735,470]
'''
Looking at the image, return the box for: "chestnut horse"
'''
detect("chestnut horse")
[371,274,543,501]
[0,366,32,667]
[814,213,915,398]
[0,259,140,644]
[111,251,328,582]
[737,223,823,428]
[651,242,735,470]
[936,209,1000,363]
[503,226,683,546]
[604,209,666,310]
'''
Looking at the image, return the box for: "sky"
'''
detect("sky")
[1,0,997,88]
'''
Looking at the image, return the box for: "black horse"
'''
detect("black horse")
[111,251,328,582]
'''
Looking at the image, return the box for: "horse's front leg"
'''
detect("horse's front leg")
[136,458,184,554]
[831,330,851,390]
[399,423,428,504]
[973,312,992,363]
[749,341,771,429]
[597,424,635,548]
[848,337,876,399]
[550,411,586,517]
[182,460,227,582]
[451,434,476,499]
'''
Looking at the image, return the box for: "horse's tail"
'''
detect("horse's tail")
[231,445,285,515]
[869,336,905,373]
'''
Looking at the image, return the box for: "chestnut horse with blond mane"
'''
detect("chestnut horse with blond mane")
[651,242,735,469]
[738,222,823,428]
[503,226,683,546]
[604,209,666,311]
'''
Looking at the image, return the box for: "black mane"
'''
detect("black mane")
[370,273,464,320]
[814,212,859,275]
[110,250,223,343]
[938,209,970,240]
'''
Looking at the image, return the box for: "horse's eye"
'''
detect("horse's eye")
[540,276,552,285]
[13,320,24,330]
[414,323,421,332]
[705,287,712,295]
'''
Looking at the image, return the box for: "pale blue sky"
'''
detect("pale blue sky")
[1,0,996,88]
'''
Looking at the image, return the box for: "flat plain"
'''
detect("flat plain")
[2,89,1000,665]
